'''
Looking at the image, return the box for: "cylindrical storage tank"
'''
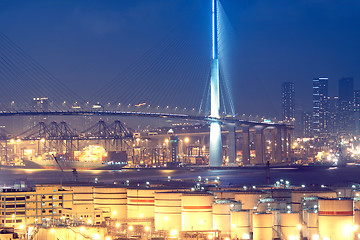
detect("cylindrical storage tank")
[279,212,300,239]
[270,189,291,202]
[302,211,318,239]
[231,210,250,240]
[127,188,155,219]
[291,190,336,212]
[181,193,213,231]
[235,191,263,232]
[213,200,240,237]
[318,198,354,240]
[93,187,127,219]
[213,190,238,200]
[354,190,360,199]
[354,198,360,209]
[253,213,273,240]
[154,192,182,231]
[234,191,264,210]
[257,198,275,212]
[355,209,360,237]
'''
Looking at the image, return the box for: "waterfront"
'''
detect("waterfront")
[1,165,359,187]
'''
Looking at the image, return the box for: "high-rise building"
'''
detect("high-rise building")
[295,107,304,138]
[328,96,339,135]
[354,90,360,134]
[281,82,295,122]
[313,78,329,138]
[338,77,354,135]
[302,111,313,138]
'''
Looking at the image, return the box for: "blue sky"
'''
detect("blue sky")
[1,0,360,117]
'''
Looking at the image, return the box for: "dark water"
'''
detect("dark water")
[0,165,359,187]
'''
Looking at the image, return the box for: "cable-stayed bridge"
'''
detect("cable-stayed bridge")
[0,0,292,167]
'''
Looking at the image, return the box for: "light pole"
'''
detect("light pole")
[145,226,151,240]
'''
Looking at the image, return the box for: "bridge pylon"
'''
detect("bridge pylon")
[209,0,222,167]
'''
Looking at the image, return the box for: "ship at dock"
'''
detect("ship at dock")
[17,145,128,170]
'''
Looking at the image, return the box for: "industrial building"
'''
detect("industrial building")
[1,180,360,239]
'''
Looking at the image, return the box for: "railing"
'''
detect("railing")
[66,226,92,239]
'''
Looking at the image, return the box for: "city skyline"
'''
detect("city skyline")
[288,76,360,138]
[1,0,360,117]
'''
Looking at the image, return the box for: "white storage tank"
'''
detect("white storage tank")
[279,212,300,239]
[213,190,244,200]
[257,198,288,212]
[291,189,336,212]
[214,191,236,200]
[355,197,360,209]
[231,210,250,240]
[234,191,265,210]
[355,209,360,237]
[154,192,182,231]
[127,188,155,219]
[270,189,292,202]
[93,187,127,219]
[181,193,214,231]
[213,200,241,237]
[318,198,354,240]
[253,213,273,240]
[302,211,319,239]
[235,190,265,232]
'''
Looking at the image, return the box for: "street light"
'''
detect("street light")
[170,229,178,238]
[145,226,152,240]
[112,211,117,217]
[51,228,56,240]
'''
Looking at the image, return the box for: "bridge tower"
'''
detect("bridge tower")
[209,0,222,166]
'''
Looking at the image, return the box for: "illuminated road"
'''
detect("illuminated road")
[0,110,290,128]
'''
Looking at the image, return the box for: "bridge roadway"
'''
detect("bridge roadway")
[0,110,291,128]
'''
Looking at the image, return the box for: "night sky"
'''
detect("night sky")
[1,0,360,118]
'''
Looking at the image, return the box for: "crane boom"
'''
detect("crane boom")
[52,154,65,185]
